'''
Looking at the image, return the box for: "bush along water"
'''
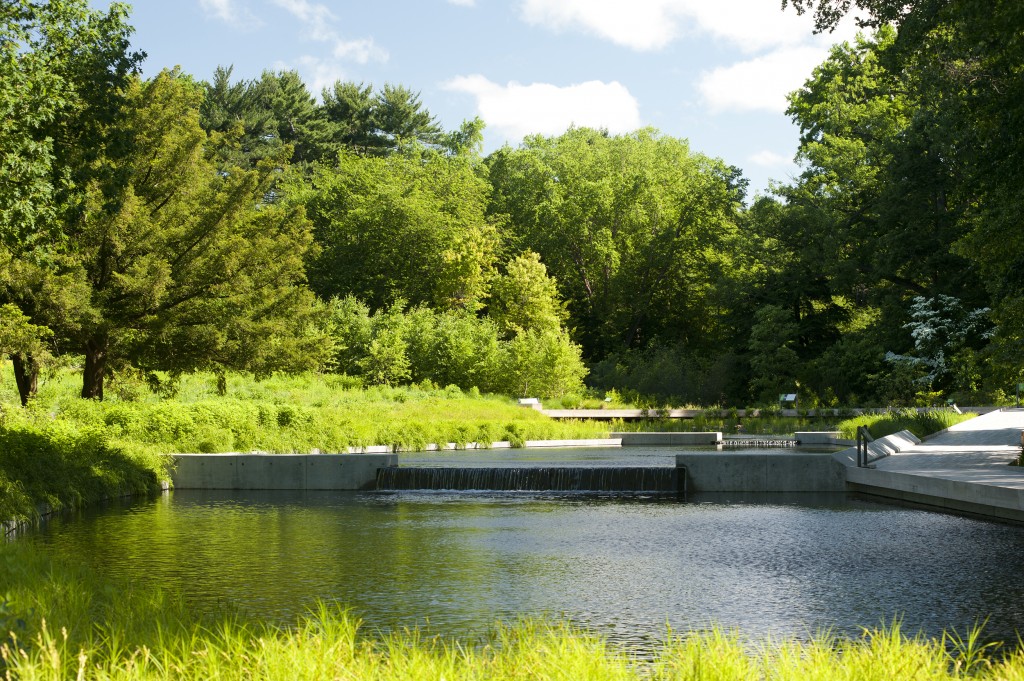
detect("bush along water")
[0,420,166,527]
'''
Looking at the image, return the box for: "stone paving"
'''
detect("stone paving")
[873,408,1024,488]
[844,409,1024,520]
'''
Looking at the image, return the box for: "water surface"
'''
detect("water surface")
[27,489,1024,649]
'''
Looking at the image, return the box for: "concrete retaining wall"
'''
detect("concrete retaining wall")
[675,451,847,492]
[171,453,397,490]
[846,467,1024,523]
[795,431,841,444]
[614,432,722,446]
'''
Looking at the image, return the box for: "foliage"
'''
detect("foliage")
[302,150,498,313]
[0,367,606,465]
[488,250,567,337]
[322,297,587,398]
[487,127,745,360]
[66,69,321,399]
[0,420,165,523]
[884,295,991,392]
[0,540,1020,680]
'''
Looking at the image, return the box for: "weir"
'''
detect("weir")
[376,466,680,493]
[720,438,799,448]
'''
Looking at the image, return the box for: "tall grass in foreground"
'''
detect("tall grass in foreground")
[1,542,1021,681]
[838,408,976,440]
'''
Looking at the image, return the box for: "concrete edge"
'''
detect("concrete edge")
[846,468,1024,524]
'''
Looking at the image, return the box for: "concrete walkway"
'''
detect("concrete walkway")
[845,409,1024,522]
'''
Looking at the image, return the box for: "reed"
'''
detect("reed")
[837,408,975,440]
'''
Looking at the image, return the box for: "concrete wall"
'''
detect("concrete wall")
[846,467,1024,523]
[675,451,847,492]
[171,453,397,490]
[795,431,841,444]
[614,432,722,445]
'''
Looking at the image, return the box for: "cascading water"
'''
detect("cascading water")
[376,466,680,492]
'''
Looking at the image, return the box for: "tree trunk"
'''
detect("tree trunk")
[81,336,108,400]
[11,353,39,406]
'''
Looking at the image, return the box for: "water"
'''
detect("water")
[25,487,1024,650]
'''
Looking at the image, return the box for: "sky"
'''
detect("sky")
[110,0,862,196]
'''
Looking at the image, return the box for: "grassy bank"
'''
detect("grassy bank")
[0,368,608,522]
[837,408,976,440]
[1,368,607,454]
[1,541,1020,680]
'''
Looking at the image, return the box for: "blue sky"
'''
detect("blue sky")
[115,0,861,196]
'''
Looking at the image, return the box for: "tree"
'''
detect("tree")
[489,251,566,338]
[747,305,801,403]
[884,295,991,396]
[302,148,498,312]
[372,83,442,151]
[487,127,744,360]
[70,69,316,399]
[0,0,141,404]
[0,304,52,405]
[253,69,332,165]
[320,80,376,155]
[784,0,1024,385]
[200,65,281,169]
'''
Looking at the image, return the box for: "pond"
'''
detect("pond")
[25,478,1024,651]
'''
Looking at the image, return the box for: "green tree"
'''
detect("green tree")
[489,251,567,338]
[0,304,52,405]
[70,70,316,399]
[303,149,498,312]
[252,69,331,165]
[487,127,744,360]
[784,0,1024,388]
[498,328,588,399]
[320,80,376,155]
[200,65,281,169]
[372,83,442,151]
[747,305,801,403]
[0,0,141,404]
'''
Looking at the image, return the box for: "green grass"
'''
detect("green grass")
[1,369,608,455]
[613,413,844,436]
[1,540,1021,680]
[0,367,609,522]
[837,408,976,440]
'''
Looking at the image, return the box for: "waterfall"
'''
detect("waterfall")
[376,466,680,492]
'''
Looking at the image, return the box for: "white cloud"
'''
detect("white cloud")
[518,0,858,53]
[270,0,388,63]
[333,38,388,64]
[749,149,793,167]
[444,75,641,141]
[198,0,261,29]
[288,56,349,95]
[517,0,864,118]
[697,45,829,113]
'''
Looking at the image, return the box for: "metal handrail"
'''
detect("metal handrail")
[855,426,875,468]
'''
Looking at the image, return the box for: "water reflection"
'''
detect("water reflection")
[27,490,1024,650]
